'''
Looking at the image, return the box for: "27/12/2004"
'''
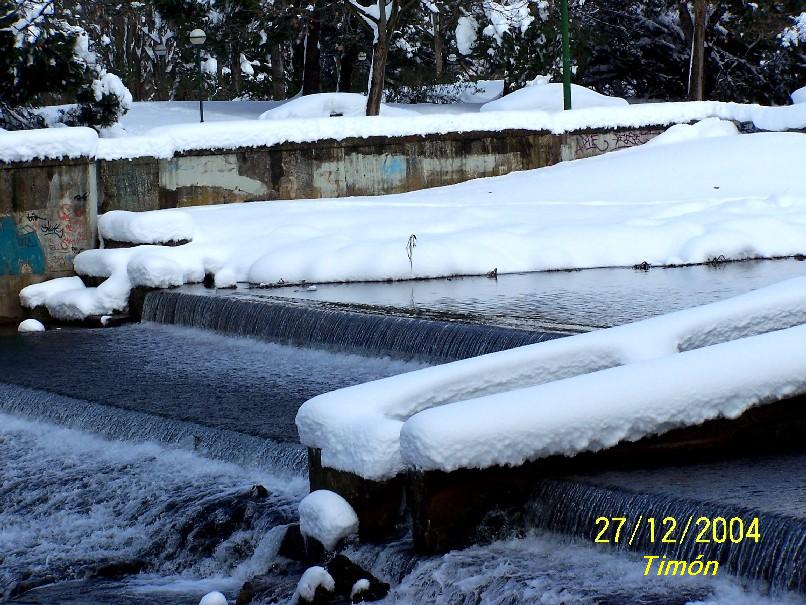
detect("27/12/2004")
[593,516,761,546]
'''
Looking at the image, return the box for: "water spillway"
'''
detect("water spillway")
[142,290,563,362]
[520,467,806,596]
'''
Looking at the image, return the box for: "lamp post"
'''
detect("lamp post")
[153,43,167,101]
[189,28,206,122]
[560,0,572,110]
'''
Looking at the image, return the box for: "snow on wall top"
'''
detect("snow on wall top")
[295,277,806,479]
[2,100,804,163]
[0,126,98,163]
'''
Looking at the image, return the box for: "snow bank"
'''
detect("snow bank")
[793,86,806,105]
[99,210,195,244]
[95,101,806,161]
[298,490,359,551]
[645,117,738,146]
[295,566,335,603]
[481,82,628,113]
[0,127,97,163]
[401,324,806,472]
[296,277,806,479]
[23,128,806,320]
[17,319,45,333]
[259,93,414,120]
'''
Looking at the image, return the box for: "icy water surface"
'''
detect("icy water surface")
[260,259,806,329]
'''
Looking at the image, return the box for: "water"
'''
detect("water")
[257,259,806,329]
[142,290,561,361]
[0,323,426,443]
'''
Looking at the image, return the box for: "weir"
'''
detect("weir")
[0,382,308,477]
[142,290,564,362]
[522,477,806,594]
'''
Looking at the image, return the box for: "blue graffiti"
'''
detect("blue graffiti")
[0,216,46,276]
[383,155,407,181]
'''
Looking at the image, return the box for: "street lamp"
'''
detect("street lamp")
[153,42,168,101]
[189,28,206,123]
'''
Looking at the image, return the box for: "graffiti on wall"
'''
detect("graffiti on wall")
[573,130,658,158]
[0,216,46,276]
[24,198,89,272]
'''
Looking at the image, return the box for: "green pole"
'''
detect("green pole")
[560,0,572,110]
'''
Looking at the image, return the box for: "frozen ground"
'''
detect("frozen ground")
[20,120,806,320]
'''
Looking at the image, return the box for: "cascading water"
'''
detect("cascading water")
[141,290,561,362]
[519,477,806,595]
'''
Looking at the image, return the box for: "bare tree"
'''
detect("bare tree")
[345,0,421,115]
[681,0,708,100]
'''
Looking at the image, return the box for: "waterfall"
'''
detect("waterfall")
[142,290,562,362]
[522,479,806,595]
[0,382,307,477]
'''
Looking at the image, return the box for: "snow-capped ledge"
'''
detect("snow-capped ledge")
[295,277,806,480]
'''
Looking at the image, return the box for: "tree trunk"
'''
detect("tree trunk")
[366,0,390,116]
[302,16,322,95]
[432,12,443,78]
[338,46,358,93]
[232,43,242,96]
[291,37,306,95]
[271,43,285,100]
[688,0,707,101]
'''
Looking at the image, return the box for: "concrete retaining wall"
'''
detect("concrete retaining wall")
[2,125,664,320]
[97,127,665,212]
[0,158,97,321]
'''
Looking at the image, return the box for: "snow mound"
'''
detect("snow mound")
[298,490,359,551]
[792,86,806,105]
[0,127,98,163]
[19,276,85,309]
[480,83,628,113]
[100,210,194,245]
[198,591,227,605]
[126,254,185,288]
[259,93,414,120]
[296,277,806,479]
[646,117,738,146]
[351,579,371,599]
[295,566,335,603]
[18,319,45,333]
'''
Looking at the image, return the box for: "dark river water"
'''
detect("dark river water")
[2,264,805,604]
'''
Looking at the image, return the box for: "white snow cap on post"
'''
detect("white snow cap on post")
[298,490,359,551]
[17,319,45,333]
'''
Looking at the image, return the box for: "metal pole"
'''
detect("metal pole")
[198,48,205,123]
[560,0,572,110]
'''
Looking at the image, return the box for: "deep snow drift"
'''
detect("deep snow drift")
[296,277,806,479]
[20,122,806,320]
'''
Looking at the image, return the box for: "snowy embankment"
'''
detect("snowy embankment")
[19,121,806,320]
[296,277,806,479]
[1,99,805,163]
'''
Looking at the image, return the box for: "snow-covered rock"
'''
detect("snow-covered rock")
[351,578,371,599]
[198,591,227,605]
[792,85,806,105]
[100,209,194,245]
[480,82,628,113]
[17,319,45,333]
[258,93,414,120]
[295,566,335,604]
[296,277,806,479]
[298,490,359,551]
[19,276,85,309]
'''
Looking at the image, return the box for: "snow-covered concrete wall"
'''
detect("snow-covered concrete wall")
[0,157,97,321]
[95,127,665,212]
